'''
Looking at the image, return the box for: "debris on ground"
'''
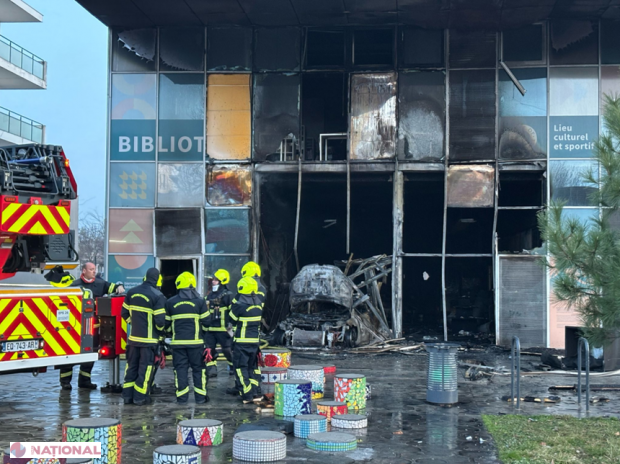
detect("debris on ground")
[549,384,620,392]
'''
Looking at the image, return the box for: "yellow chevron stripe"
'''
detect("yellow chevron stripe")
[1,202,20,224]
[28,222,47,234]
[121,317,127,351]
[40,207,64,234]
[57,206,70,226]
[0,299,16,333]
[25,301,66,355]
[32,298,80,353]
[8,206,38,233]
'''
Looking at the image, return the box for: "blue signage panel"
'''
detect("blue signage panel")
[109,162,156,208]
[158,119,204,161]
[110,120,157,161]
[108,255,155,290]
[550,116,599,158]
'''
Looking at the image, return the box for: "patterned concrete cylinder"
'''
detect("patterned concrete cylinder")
[316,400,348,422]
[306,432,357,452]
[3,449,92,463]
[261,348,291,368]
[293,414,327,438]
[153,445,200,464]
[323,365,336,375]
[232,431,286,462]
[287,365,324,399]
[177,419,223,447]
[62,418,122,464]
[331,414,368,430]
[274,379,312,417]
[334,374,366,411]
[260,367,288,395]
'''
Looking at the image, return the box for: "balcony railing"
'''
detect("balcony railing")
[0,35,45,79]
[0,107,44,143]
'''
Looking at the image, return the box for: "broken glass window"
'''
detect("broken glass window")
[305,29,346,68]
[206,74,251,160]
[254,27,301,71]
[449,30,496,68]
[204,255,249,292]
[157,163,205,207]
[160,27,204,71]
[207,164,252,206]
[449,70,496,161]
[205,208,251,254]
[112,29,156,72]
[350,73,397,160]
[550,160,598,207]
[155,209,202,256]
[353,28,394,67]
[252,74,300,161]
[399,27,444,68]
[446,213,494,254]
[602,20,620,65]
[497,210,542,253]
[398,71,445,161]
[447,165,494,208]
[207,27,252,71]
[158,74,205,162]
[550,20,598,65]
[499,68,547,160]
[502,24,544,63]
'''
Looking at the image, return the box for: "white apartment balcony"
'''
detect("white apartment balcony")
[0,106,44,146]
[0,0,42,23]
[0,35,46,89]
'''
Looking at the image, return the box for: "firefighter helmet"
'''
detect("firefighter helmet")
[176,272,196,289]
[241,261,261,278]
[144,274,163,287]
[214,269,230,285]
[44,265,75,288]
[237,276,258,295]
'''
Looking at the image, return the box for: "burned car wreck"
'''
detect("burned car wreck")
[273,256,393,348]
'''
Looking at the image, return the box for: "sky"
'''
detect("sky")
[1,0,108,221]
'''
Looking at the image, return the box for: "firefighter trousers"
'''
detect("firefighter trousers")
[233,343,261,401]
[204,331,233,375]
[173,347,207,403]
[59,362,94,386]
[122,345,155,404]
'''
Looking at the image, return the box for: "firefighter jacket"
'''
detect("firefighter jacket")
[164,288,211,348]
[232,278,266,307]
[229,293,263,344]
[205,285,233,332]
[121,278,167,347]
[71,275,119,299]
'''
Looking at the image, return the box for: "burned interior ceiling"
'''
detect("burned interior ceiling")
[76,0,620,30]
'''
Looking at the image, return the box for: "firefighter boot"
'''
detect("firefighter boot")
[77,363,97,389]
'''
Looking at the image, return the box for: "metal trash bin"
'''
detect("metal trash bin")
[425,342,460,404]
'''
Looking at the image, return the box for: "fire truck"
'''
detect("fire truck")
[0,144,99,376]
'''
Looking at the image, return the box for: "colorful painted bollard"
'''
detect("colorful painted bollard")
[260,367,287,395]
[177,419,223,447]
[153,445,200,464]
[316,400,348,422]
[331,414,368,430]
[306,432,357,452]
[261,348,291,368]
[232,431,286,462]
[334,374,367,411]
[274,379,312,417]
[62,418,122,464]
[323,365,337,375]
[293,414,327,438]
[287,365,324,399]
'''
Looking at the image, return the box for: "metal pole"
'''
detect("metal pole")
[293,156,302,272]
[346,155,351,255]
[511,336,521,410]
[578,337,590,412]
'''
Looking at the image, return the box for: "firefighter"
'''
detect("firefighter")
[121,268,166,405]
[57,262,124,390]
[165,272,210,404]
[204,269,234,378]
[230,277,263,404]
[240,261,266,304]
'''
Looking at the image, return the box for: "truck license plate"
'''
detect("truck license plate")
[2,339,42,352]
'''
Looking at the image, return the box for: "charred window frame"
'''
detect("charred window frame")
[303,28,347,70]
[352,27,396,69]
[399,26,445,69]
[501,23,546,66]
[154,208,203,256]
[254,27,302,72]
[207,27,252,72]
[112,28,157,72]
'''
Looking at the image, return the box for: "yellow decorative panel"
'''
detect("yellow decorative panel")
[207,74,251,159]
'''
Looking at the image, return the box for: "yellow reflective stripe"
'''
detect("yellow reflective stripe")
[122,302,129,309]
[123,382,135,388]
[134,365,153,394]
[60,371,72,378]
[195,387,207,395]
[200,312,210,319]
[208,327,227,332]
[236,368,251,393]
[229,312,238,321]
[176,387,190,397]
[170,339,203,345]
[174,301,195,308]
[239,316,261,322]
[170,314,199,320]
[153,309,166,315]
[133,294,150,302]
[165,315,172,321]
[234,338,260,343]
[250,379,259,386]
[128,335,158,343]
[129,305,152,313]
[1,202,20,224]
[79,371,91,377]
[206,360,217,367]
[108,283,115,294]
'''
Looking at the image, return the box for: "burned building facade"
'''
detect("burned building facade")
[81,0,620,349]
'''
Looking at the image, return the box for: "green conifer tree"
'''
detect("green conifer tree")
[538,96,620,346]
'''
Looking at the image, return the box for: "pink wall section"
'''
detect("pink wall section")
[549,299,583,349]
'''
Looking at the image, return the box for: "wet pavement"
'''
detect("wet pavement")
[1,350,619,463]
